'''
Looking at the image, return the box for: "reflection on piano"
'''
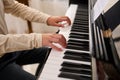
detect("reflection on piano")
[37,0,120,80]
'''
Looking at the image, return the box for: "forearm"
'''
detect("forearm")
[4,0,50,23]
[0,33,42,55]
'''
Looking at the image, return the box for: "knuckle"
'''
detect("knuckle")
[59,34,63,38]
[48,42,52,46]
[57,38,60,42]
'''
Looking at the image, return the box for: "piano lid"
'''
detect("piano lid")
[92,0,109,21]
[69,0,88,4]
[104,0,120,58]
[104,0,120,30]
[95,2,120,73]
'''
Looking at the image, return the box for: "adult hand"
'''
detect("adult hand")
[42,34,67,51]
[47,16,71,27]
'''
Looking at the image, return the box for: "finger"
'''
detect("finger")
[54,23,64,27]
[50,37,67,48]
[66,17,71,25]
[59,39,67,48]
[51,34,67,48]
[60,16,71,25]
[49,43,63,51]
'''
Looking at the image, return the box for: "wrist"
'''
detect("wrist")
[46,16,53,26]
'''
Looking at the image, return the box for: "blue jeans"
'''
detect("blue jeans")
[0,47,49,80]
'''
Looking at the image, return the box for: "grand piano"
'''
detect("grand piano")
[37,0,120,80]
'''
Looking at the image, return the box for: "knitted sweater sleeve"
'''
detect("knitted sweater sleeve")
[3,0,50,23]
[0,0,51,56]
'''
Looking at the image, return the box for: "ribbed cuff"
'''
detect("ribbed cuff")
[34,33,42,48]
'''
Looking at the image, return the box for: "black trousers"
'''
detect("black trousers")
[0,47,49,80]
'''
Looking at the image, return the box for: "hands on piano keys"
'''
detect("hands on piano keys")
[59,21,70,28]
[42,33,67,51]
[47,16,71,27]
[52,43,65,51]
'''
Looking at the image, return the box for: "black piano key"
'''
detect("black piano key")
[71,29,89,33]
[72,24,89,29]
[74,19,88,23]
[61,61,91,69]
[73,25,88,29]
[58,72,91,80]
[72,26,88,29]
[76,14,88,17]
[77,10,88,13]
[78,5,88,8]
[77,8,87,11]
[74,20,88,23]
[76,11,88,14]
[77,8,88,11]
[75,18,88,21]
[75,16,88,19]
[76,12,88,15]
[72,25,88,28]
[75,17,88,21]
[76,15,88,18]
[67,40,89,48]
[61,66,91,72]
[68,45,88,50]
[64,51,91,57]
[67,41,89,49]
[77,7,88,10]
[73,19,88,23]
[68,40,89,46]
[78,3,88,5]
[72,27,88,30]
[69,35,88,40]
[69,33,89,39]
[60,67,92,75]
[72,24,88,28]
[71,28,89,32]
[70,32,89,36]
[76,13,88,16]
[64,51,91,61]
[63,55,91,62]
[72,27,89,30]
[67,41,89,46]
[66,45,88,51]
[75,15,88,19]
[74,21,88,25]
[72,25,89,29]
[74,22,88,25]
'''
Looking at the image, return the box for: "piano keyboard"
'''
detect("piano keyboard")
[38,4,97,80]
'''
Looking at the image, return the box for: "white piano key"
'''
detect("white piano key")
[39,48,91,79]
[59,21,69,28]
[38,4,98,80]
[47,50,91,65]
[40,75,73,80]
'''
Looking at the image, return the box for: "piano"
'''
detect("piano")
[37,0,120,80]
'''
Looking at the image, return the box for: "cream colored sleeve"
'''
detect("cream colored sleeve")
[0,33,42,56]
[4,0,50,23]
